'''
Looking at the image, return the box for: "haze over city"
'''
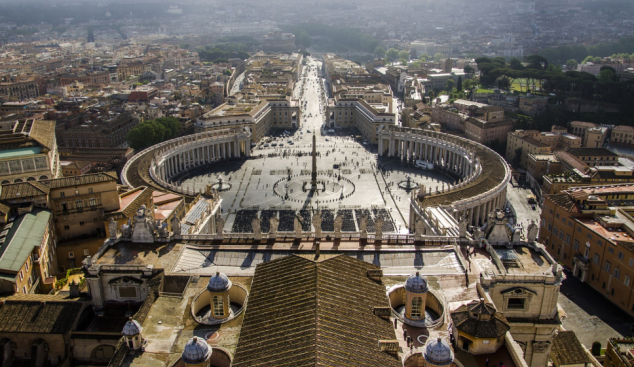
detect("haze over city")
[0,1,634,367]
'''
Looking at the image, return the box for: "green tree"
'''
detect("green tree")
[296,30,312,48]
[599,68,615,82]
[593,56,602,63]
[433,53,444,62]
[126,117,181,150]
[565,59,578,70]
[419,53,430,62]
[386,48,399,62]
[399,58,408,66]
[496,75,512,89]
[410,61,421,69]
[398,50,410,61]
[445,79,455,91]
[464,65,475,74]
[509,57,524,70]
[582,55,595,64]
[374,46,386,59]
[456,76,463,91]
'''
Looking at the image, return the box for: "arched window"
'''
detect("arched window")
[212,295,224,317]
[411,297,423,319]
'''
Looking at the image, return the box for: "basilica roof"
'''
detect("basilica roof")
[232,255,401,367]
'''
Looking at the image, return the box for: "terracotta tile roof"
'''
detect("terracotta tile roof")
[0,181,50,200]
[232,255,401,367]
[28,120,56,151]
[551,331,592,366]
[40,171,118,189]
[450,300,510,339]
[0,299,82,334]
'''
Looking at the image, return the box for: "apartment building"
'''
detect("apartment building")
[194,98,300,143]
[0,118,60,184]
[464,117,514,145]
[0,79,40,100]
[505,127,582,169]
[540,185,634,317]
[518,94,548,116]
[0,172,120,241]
[0,207,56,295]
[569,121,608,148]
[56,112,140,149]
[326,98,396,143]
[611,125,634,145]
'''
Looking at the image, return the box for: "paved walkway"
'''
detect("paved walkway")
[171,247,464,276]
[559,270,631,347]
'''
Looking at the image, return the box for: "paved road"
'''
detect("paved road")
[229,71,245,96]
[505,183,541,229]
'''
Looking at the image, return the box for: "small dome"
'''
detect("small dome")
[122,318,142,336]
[425,338,454,366]
[207,272,231,292]
[405,272,428,293]
[182,336,212,364]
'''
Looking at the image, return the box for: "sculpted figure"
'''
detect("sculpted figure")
[334,215,343,238]
[269,215,279,236]
[375,217,384,240]
[252,215,262,240]
[312,210,322,238]
[215,214,225,235]
[294,215,302,238]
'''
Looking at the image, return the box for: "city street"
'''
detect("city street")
[505,183,541,229]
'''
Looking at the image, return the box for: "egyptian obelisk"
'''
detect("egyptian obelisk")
[311,132,317,188]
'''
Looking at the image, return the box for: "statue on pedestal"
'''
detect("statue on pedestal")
[121,219,132,239]
[359,215,368,239]
[312,210,322,238]
[215,215,225,236]
[459,214,469,238]
[527,220,538,243]
[252,215,262,240]
[375,217,384,241]
[269,216,279,237]
[171,215,181,236]
[294,215,302,238]
[108,218,118,240]
[415,219,424,240]
[334,215,343,239]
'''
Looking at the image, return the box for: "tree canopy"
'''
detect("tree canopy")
[126,117,181,151]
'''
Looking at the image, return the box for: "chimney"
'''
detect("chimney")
[378,340,399,354]
[367,269,383,281]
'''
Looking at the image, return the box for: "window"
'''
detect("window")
[79,221,84,226]
[594,254,600,264]
[89,198,96,206]
[76,200,83,208]
[64,225,70,230]
[118,287,137,298]
[577,227,581,233]
[587,233,593,240]
[75,189,79,196]
[411,297,423,319]
[212,296,224,317]
[88,188,93,194]
[615,268,621,279]
[83,249,90,256]
[626,275,631,286]
[608,247,614,254]
[597,240,603,246]
[60,192,65,198]
[68,252,74,259]
[507,298,525,309]
[573,240,579,250]
[565,235,571,244]
[630,258,634,267]
[604,261,611,272]
[19,270,23,281]
[619,251,624,260]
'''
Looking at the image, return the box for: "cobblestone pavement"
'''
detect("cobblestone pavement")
[179,58,451,233]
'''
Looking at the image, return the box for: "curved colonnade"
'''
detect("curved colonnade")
[121,127,251,195]
[377,126,511,227]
